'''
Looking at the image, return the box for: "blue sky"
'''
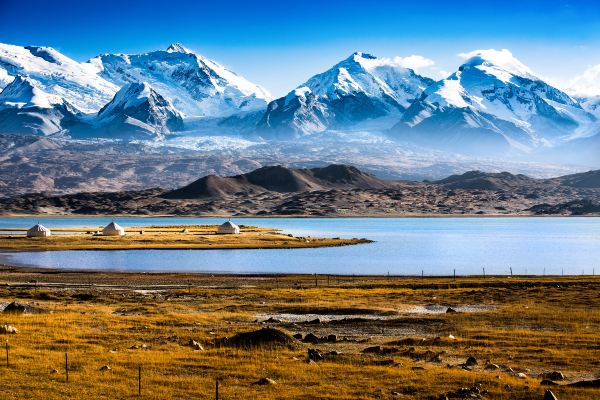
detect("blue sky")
[2,0,600,96]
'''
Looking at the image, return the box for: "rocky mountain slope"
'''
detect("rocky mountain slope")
[390,49,595,155]
[257,52,434,136]
[1,165,598,216]
[164,164,395,199]
[90,43,271,117]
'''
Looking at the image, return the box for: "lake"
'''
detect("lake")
[1,217,599,275]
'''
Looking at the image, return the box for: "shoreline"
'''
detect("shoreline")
[1,213,599,218]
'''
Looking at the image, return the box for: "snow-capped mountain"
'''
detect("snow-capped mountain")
[390,49,595,154]
[88,43,272,117]
[0,76,79,136]
[72,82,184,139]
[0,43,118,113]
[257,52,434,136]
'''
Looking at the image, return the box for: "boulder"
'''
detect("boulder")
[541,371,565,381]
[0,325,18,334]
[218,328,294,348]
[446,307,458,313]
[254,377,276,385]
[307,348,323,362]
[464,356,478,366]
[362,345,382,354]
[188,339,204,351]
[302,333,319,344]
[543,390,558,400]
[99,365,112,371]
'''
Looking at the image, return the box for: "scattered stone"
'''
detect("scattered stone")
[99,365,112,371]
[307,348,323,362]
[0,325,18,334]
[50,369,59,374]
[448,334,456,340]
[566,379,600,388]
[540,371,565,381]
[544,389,558,400]
[362,345,382,354]
[306,318,321,324]
[326,334,337,342]
[218,328,294,348]
[464,356,478,366]
[3,301,45,314]
[263,317,281,323]
[292,333,303,340]
[446,307,458,313]
[517,372,527,379]
[254,377,276,385]
[188,339,204,351]
[438,384,484,400]
[302,333,319,344]
[484,363,500,371]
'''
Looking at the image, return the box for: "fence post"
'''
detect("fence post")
[138,365,142,396]
[453,269,456,281]
[5,340,8,367]
[215,378,219,400]
[65,352,69,382]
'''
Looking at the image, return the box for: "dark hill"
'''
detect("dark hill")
[163,164,395,199]
[553,170,600,188]
[433,170,537,191]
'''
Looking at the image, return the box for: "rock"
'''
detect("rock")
[254,377,276,385]
[307,348,323,362]
[446,307,458,313]
[464,356,478,366]
[327,334,337,342]
[218,328,294,348]
[411,366,425,370]
[540,371,565,381]
[484,363,500,371]
[263,317,281,323]
[544,389,558,400]
[188,339,204,351]
[516,372,527,379]
[292,333,303,340]
[306,318,321,324]
[362,345,382,354]
[50,369,59,374]
[99,365,112,371]
[302,333,319,344]
[566,379,600,388]
[0,325,18,334]
[3,301,45,314]
[448,334,456,340]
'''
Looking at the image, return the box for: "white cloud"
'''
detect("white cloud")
[568,64,600,98]
[392,55,435,70]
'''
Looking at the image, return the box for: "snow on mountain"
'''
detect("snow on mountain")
[0,43,118,113]
[257,52,434,136]
[88,43,272,118]
[73,82,184,139]
[390,49,595,154]
[0,76,79,136]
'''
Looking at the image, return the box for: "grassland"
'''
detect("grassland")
[0,269,598,399]
[0,225,369,251]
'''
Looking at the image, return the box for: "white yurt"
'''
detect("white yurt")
[26,224,51,237]
[102,221,125,236]
[217,220,240,234]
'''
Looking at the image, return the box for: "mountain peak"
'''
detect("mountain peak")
[0,75,62,108]
[459,49,536,81]
[165,43,191,54]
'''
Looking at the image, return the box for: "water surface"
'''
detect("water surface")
[1,217,598,275]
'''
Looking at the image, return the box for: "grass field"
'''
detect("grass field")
[0,270,598,399]
[0,225,369,251]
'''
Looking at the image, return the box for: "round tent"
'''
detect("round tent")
[27,224,51,237]
[102,221,125,236]
[217,221,240,234]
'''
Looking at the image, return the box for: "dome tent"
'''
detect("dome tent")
[27,224,51,237]
[217,220,240,234]
[102,221,125,236]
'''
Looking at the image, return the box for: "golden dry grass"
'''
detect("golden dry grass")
[0,225,369,251]
[0,273,598,399]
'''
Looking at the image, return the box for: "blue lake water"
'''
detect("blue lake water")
[1,217,599,275]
